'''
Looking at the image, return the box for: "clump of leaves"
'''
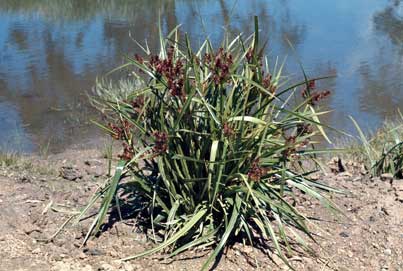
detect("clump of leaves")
[83,18,338,270]
[350,112,403,178]
[0,152,19,167]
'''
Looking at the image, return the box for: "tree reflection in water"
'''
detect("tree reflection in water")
[357,0,403,120]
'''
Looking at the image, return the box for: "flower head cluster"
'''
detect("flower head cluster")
[134,54,144,64]
[262,72,276,94]
[119,142,134,161]
[302,80,331,105]
[223,123,235,138]
[153,131,168,155]
[248,159,267,182]
[296,123,313,137]
[203,48,233,85]
[108,120,132,140]
[149,47,185,98]
[130,96,145,114]
[282,135,297,158]
[245,48,254,63]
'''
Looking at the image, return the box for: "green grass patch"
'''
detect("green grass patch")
[340,113,403,178]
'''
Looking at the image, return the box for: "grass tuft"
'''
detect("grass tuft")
[0,152,20,168]
[341,113,403,178]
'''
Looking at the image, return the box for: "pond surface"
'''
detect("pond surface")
[0,0,402,152]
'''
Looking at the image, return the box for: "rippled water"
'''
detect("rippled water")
[0,0,402,152]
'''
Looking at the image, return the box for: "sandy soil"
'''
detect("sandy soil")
[0,147,402,271]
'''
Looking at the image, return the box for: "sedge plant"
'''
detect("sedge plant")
[82,17,339,270]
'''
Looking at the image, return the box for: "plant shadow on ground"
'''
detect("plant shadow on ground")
[98,183,316,269]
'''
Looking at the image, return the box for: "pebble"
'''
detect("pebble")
[32,247,41,254]
[122,262,134,271]
[83,248,105,256]
[339,231,349,238]
[384,248,392,256]
[59,166,82,181]
[380,173,393,183]
[109,250,118,257]
[99,263,115,271]
[78,252,87,259]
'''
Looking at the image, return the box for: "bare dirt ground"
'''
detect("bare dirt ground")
[0,146,402,271]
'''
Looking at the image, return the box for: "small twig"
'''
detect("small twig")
[36,215,77,243]
[42,200,53,215]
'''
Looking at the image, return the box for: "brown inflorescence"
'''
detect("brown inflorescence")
[245,48,254,63]
[118,142,134,161]
[108,123,123,140]
[296,123,313,137]
[108,120,132,140]
[310,90,331,104]
[301,80,316,99]
[248,159,268,182]
[223,123,235,138]
[131,96,145,114]
[262,72,276,94]
[302,79,331,105]
[153,131,168,155]
[134,54,144,64]
[282,135,297,158]
[203,48,233,86]
[148,47,186,98]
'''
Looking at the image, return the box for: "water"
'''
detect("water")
[0,0,402,152]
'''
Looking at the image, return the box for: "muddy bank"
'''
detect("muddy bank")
[0,148,402,271]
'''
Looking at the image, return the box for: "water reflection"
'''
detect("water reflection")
[373,0,403,52]
[355,0,403,130]
[0,0,401,152]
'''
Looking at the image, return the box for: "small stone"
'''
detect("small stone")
[130,264,142,270]
[339,171,352,177]
[78,252,87,259]
[380,173,393,183]
[99,263,115,271]
[122,262,134,271]
[59,166,82,181]
[32,247,41,254]
[339,231,349,238]
[85,167,104,178]
[394,185,403,202]
[83,248,104,256]
[84,159,102,167]
[384,248,392,256]
[109,250,118,257]
[243,246,253,254]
